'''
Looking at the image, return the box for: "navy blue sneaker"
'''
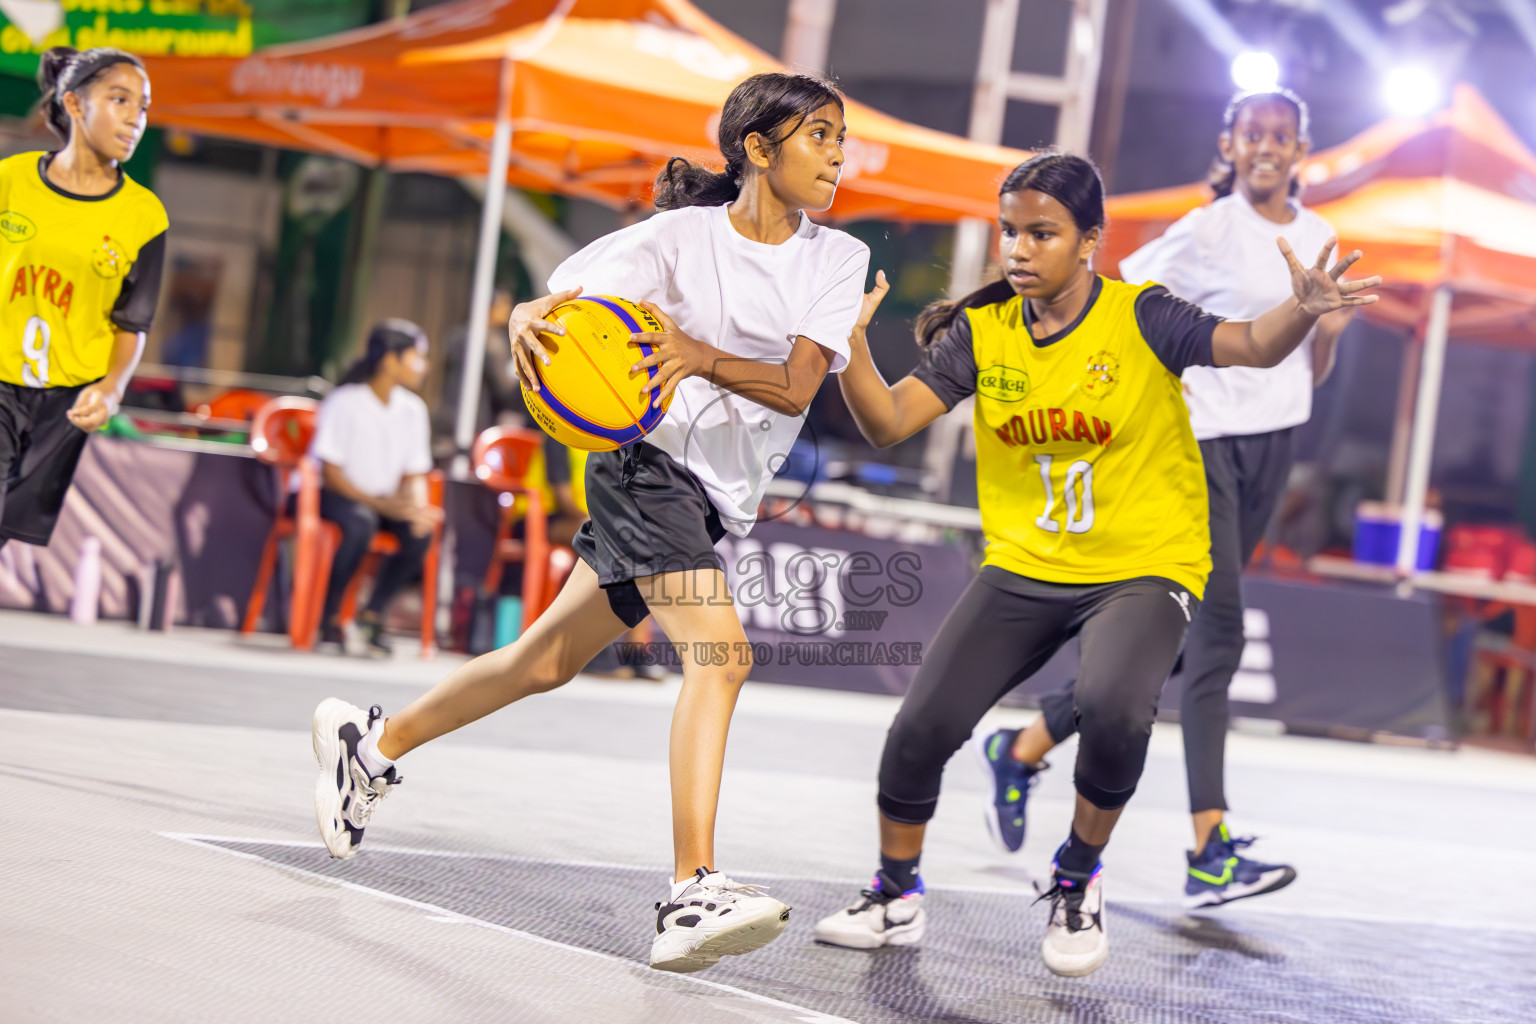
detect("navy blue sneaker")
[972,728,1046,853]
[1184,823,1297,908]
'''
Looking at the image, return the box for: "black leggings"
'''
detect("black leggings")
[286,489,432,627]
[1038,429,1293,813]
[878,568,1197,823]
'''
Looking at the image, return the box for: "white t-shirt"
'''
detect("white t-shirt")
[308,383,433,498]
[1118,192,1337,440]
[547,203,869,536]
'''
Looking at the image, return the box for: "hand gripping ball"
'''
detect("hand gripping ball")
[521,295,672,452]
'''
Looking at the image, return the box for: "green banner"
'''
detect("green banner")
[0,1,374,79]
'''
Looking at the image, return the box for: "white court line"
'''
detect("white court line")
[159,832,855,1024]
[162,832,1536,937]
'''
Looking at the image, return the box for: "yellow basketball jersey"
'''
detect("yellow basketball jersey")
[0,152,168,389]
[968,278,1212,597]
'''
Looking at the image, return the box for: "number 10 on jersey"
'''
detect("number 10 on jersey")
[1034,454,1095,534]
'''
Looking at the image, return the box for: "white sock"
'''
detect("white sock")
[356,717,394,778]
[671,871,714,900]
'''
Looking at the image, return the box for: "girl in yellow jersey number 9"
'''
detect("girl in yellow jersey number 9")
[0,46,165,550]
[814,152,1378,977]
[49,52,154,431]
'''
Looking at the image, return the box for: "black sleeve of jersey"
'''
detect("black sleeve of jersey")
[1134,285,1222,376]
[111,230,166,334]
[907,314,977,410]
[543,434,571,486]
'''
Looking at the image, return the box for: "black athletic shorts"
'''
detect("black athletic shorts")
[572,441,727,628]
[0,381,91,546]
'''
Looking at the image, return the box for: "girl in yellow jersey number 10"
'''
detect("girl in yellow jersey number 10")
[0,47,166,550]
[812,153,1378,978]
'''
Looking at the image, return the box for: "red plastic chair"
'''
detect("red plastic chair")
[1443,524,1515,580]
[241,397,442,655]
[471,426,562,629]
[1441,524,1536,745]
[193,388,270,423]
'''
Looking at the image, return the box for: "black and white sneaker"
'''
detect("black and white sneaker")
[812,870,926,949]
[649,868,790,973]
[1037,860,1108,977]
[312,698,401,860]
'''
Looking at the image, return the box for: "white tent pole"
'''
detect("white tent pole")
[1384,329,1422,505]
[781,0,837,72]
[1395,285,1453,574]
[451,56,514,481]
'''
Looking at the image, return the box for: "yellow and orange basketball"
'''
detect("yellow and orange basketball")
[521,295,673,452]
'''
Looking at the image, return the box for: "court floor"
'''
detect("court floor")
[3,610,1533,1023]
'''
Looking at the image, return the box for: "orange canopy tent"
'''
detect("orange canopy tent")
[1100,85,1536,572]
[140,0,1031,456]
[141,0,1028,223]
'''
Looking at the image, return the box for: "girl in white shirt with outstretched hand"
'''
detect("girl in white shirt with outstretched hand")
[310,72,869,974]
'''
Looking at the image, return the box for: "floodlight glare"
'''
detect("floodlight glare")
[1382,65,1443,117]
[1230,51,1280,93]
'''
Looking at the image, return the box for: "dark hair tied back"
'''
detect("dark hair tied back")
[654,71,843,211]
[1208,89,1310,200]
[915,151,1106,348]
[37,45,144,146]
[341,319,429,385]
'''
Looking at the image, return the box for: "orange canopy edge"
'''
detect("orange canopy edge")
[1101,85,1536,346]
[142,0,1032,224]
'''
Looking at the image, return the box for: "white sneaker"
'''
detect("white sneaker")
[1039,865,1108,977]
[813,872,926,949]
[649,868,790,973]
[312,698,402,860]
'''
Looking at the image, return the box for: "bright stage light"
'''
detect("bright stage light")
[1382,65,1443,117]
[1230,50,1280,93]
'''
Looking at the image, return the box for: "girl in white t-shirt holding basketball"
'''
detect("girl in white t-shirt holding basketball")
[977,89,1354,910]
[311,72,869,973]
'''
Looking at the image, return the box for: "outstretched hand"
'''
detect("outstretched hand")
[1280,237,1381,317]
[855,270,890,334]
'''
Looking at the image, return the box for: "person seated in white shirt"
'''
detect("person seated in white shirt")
[303,319,442,656]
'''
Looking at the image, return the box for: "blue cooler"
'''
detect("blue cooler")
[1353,501,1441,570]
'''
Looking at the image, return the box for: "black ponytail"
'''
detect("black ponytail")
[654,71,843,211]
[340,319,428,385]
[37,45,145,147]
[655,156,740,210]
[1208,88,1310,199]
[916,152,1106,348]
[37,47,77,144]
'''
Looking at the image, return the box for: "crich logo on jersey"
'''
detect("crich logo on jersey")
[977,364,1030,403]
[0,209,37,243]
[92,235,126,278]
